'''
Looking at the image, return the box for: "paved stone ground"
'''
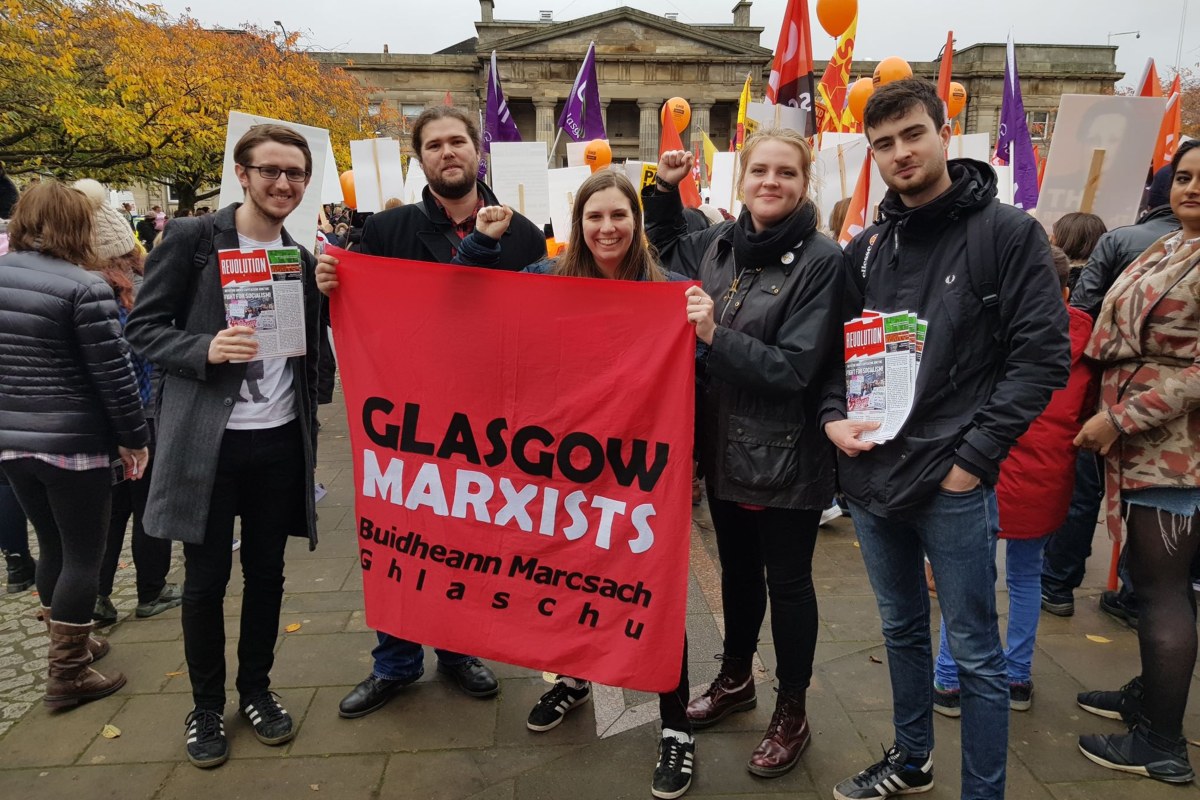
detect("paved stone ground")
[1,385,1197,799]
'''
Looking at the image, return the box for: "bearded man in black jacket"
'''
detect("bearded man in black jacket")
[821,80,1069,800]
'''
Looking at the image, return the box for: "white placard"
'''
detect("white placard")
[818,132,864,152]
[219,111,330,249]
[813,137,869,232]
[624,161,644,187]
[490,141,551,228]
[322,139,343,204]
[350,138,405,213]
[947,133,992,163]
[747,101,809,135]
[994,164,1015,206]
[546,166,593,241]
[709,152,742,218]
[566,142,589,168]
[1038,95,1164,232]
[403,160,427,205]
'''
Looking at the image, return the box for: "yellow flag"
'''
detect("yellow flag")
[736,72,756,150]
[700,130,717,177]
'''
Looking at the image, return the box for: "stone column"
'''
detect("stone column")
[600,100,611,136]
[638,99,661,162]
[534,99,557,147]
[689,102,712,150]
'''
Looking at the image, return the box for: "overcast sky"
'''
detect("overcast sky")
[159,0,1196,88]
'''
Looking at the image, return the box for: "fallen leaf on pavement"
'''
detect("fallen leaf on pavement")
[285,623,302,633]
[1086,634,1112,644]
[310,785,320,791]
[869,655,883,664]
[165,671,186,677]
[101,725,121,739]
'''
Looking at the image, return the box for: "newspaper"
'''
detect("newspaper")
[843,309,927,444]
[218,246,306,361]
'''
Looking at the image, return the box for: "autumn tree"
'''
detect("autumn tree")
[0,0,374,207]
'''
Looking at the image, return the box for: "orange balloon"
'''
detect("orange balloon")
[339,170,357,209]
[662,98,691,133]
[847,77,874,123]
[872,56,913,88]
[948,81,968,119]
[583,139,612,173]
[816,0,857,38]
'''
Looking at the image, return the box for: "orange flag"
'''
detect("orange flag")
[816,15,858,134]
[1153,75,1183,171]
[838,151,871,247]
[660,104,703,208]
[936,31,954,123]
[1137,58,1163,98]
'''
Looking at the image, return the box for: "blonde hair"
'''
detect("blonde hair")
[7,181,96,266]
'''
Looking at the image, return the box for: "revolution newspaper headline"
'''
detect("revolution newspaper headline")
[844,309,926,443]
[328,248,697,692]
[219,245,307,360]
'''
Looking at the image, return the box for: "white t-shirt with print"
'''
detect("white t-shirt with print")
[226,232,297,430]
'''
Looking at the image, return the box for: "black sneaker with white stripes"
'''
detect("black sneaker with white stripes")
[834,744,934,799]
[240,691,295,745]
[651,731,695,799]
[184,708,228,769]
[527,680,591,732]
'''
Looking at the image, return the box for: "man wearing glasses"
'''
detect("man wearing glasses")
[127,124,322,770]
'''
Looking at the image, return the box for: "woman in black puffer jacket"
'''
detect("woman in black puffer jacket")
[0,181,149,710]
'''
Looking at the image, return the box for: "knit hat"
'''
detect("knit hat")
[73,179,136,261]
[1147,164,1172,210]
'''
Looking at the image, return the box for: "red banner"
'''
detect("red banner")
[765,0,818,136]
[328,249,696,692]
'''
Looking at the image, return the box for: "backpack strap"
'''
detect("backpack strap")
[965,202,1004,349]
[414,199,467,254]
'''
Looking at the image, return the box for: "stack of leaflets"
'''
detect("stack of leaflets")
[843,310,927,444]
[218,246,307,362]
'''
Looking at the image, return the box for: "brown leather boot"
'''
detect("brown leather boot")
[44,620,126,710]
[747,690,810,776]
[41,607,108,662]
[686,655,756,728]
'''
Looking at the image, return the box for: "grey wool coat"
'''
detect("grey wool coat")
[125,204,320,549]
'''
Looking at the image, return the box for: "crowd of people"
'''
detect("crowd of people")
[0,76,1196,800]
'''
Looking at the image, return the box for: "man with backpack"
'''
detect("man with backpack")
[821,79,1070,800]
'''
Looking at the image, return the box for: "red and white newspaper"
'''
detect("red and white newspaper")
[218,246,306,361]
[844,310,926,443]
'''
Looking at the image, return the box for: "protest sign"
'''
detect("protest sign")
[403,160,428,205]
[219,111,330,249]
[947,133,991,162]
[709,152,742,218]
[1038,95,1164,232]
[547,166,592,241]
[350,138,406,213]
[566,141,589,168]
[322,139,343,205]
[491,142,552,228]
[328,249,695,692]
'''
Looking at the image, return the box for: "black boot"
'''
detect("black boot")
[1079,717,1194,784]
[4,550,35,593]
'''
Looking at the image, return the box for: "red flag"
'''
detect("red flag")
[330,248,696,693]
[815,15,857,133]
[765,0,818,136]
[936,31,954,123]
[660,104,703,208]
[443,91,454,106]
[1153,75,1183,171]
[838,151,871,247]
[1137,58,1163,98]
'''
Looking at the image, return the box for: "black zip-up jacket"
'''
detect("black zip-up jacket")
[821,159,1070,516]
[359,182,546,268]
[1070,204,1180,320]
[0,251,149,454]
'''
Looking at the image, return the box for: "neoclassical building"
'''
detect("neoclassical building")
[314,1,1122,165]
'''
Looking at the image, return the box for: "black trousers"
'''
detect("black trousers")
[182,420,305,710]
[98,452,172,603]
[707,495,820,694]
[2,459,112,624]
[659,634,691,733]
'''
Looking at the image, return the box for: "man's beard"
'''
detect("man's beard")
[248,185,294,225]
[425,162,476,200]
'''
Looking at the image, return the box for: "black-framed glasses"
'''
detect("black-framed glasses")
[243,164,310,182]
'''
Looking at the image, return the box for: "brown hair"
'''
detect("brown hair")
[1049,245,1070,290]
[828,197,852,239]
[412,106,481,156]
[99,250,145,310]
[555,171,664,282]
[1051,212,1106,262]
[864,78,945,133]
[233,123,312,175]
[738,127,814,200]
[7,181,96,266]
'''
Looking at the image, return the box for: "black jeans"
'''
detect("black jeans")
[98,454,172,603]
[659,634,691,733]
[2,459,112,624]
[182,421,305,710]
[707,495,820,693]
[0,474,30,556]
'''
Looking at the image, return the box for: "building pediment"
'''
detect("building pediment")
[485,6,770,59]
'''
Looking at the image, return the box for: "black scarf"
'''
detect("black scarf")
[731,200,818,268]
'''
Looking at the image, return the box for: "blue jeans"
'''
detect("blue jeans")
[371,633,471,681]
[936,535,1049,687]
[850,487,1008,800]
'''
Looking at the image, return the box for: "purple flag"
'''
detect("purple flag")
[481,50,521,181]
[558,42,606,142]
[993,35,1039,210]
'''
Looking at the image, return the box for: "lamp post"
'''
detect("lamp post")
[1106,30,1140,45]
[273,19,288,48]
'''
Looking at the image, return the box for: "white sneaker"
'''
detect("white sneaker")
[314,483,327,503]
[231,539,241,552]
[819,504,843,527]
